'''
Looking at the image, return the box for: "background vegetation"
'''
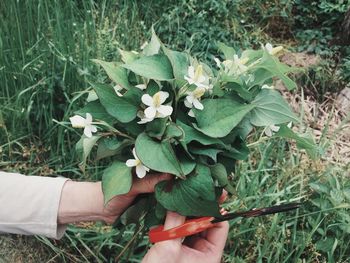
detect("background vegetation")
[0,0,349,262]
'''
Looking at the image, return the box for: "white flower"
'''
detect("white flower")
[113,85,123,97]
[265,122,292,137]
[261,84,275,90]
[86,90,98,102]
[215,55,249,76]
[140,41,148,50]
[137,111,153,124]
[69,113,97,138]
[184,87,206,111]
[264,43,283,56]
[135,84,147,90]
[126,148,150,178]
[141,91,173,121]
[184,65,209,88]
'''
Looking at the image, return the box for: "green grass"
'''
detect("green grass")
[1,1,350,262]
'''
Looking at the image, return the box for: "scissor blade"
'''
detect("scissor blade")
[212,202,301,223]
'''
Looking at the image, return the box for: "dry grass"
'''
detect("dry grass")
[279,52,350,166]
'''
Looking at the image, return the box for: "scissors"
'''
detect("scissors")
[149,202,301,243]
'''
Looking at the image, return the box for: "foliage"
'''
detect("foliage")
[1,1,349,262]
[69,31,318,224]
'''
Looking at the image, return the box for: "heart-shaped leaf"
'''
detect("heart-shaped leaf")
[75,101,116,124]
[92,83,142,123]
[194,99,255,138]
[76,135,101,172]
[250,89,299,126]
[155,164,221,217]
[92,59,132,89]
[102,161,132,205]
[122,54,174,81]
[135,133,184,177]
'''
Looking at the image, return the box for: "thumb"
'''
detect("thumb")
[130,173,173,195]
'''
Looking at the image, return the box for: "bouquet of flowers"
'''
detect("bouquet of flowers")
[69,29,317,224]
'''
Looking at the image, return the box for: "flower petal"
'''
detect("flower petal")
[86,91,98,102]
[157,105,173,117]
[184,76,194,85]
[193,99,204,110]
[188,109,195,117]
[137,118,151,124]
[132,147,139,160]
[188,66,195,79]
[158,91,169,104]
[136,84,147,90]
[89,124,97,133]
[270,125,280,132]
[126,159,137,167]
[214,57,222,68]
[86,113,93,123]
[84,127,93,138]
[144,106,157,119]
[136,164,147,178]
[184,99,192,108]
[70,115,86,128]
[264,127,273,137]
[141,94,154,106]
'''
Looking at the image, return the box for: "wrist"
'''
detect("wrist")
[58,181,112,224]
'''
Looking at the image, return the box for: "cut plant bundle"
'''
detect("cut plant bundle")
[70,29,319,225]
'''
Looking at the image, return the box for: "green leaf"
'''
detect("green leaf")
[210,163,235,194]
[92,83,141,123]
[275,125,319,159]
[75,101,116,124]
[189,146,222,162]
[92,59,132,89]
[178,154,196,175]
[194,99,255,138]
[251,52,298,90]
[216,41,236,59]
[155,164,221,216]
[120,197,149,225]
[222,141,250,160]
[96,137,133,160]
[250,89,299,126]
[143,27,161,56]
[135,133,184,177]
[102,161,132,205]
[164,122,184,140]
[177,121,222,145]
[146,118,168,139]
[162,46,189,81]
[122,54,174,81]
[118,48,140,64]
[76,135,101,171]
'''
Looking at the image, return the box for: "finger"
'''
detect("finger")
[130,173,173,195]
[163,211,186,230]
[219,190,228,204]
[205,221,229,250]
[220,208,228,215]
[157,211,186,247]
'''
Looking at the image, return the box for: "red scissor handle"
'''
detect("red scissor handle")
[149,216,215,243]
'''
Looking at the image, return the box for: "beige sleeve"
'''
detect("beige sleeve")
[0,171,70,239]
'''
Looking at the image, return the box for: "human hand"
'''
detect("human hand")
[142,211,229,263]
[58,173,172,224]
[102,173,172,223]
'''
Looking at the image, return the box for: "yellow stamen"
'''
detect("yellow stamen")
[193,88,205,98]
[194,65,203,81]
[153,92,161,107]
[271,46,283,55]
[240,57,249,65]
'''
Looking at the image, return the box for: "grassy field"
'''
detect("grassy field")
[1,1,350,262]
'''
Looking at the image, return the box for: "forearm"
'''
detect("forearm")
[58,181,110,224]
